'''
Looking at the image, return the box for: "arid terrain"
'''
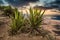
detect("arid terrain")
[0,9,60,40]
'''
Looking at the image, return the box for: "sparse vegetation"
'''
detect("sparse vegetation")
[10,8,25,35]
[0,5,55,40]
[9,7,55,40]
[0,6,15,17]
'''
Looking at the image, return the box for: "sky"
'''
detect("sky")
[0,0,55,6]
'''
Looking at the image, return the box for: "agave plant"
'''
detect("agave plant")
[28,8,45,33]
[27,8,55,40]
[10,8,25,35]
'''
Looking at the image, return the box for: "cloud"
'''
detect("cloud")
[5,0,39,7]
[21,0,39,2]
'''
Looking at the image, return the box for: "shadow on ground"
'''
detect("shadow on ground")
[0,21,5,26]
[51,15,60,20]
[53,25,60,36]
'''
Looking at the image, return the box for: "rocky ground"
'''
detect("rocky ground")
[0,10,60,40]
